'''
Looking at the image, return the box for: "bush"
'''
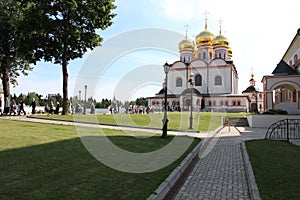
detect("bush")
[262,109,288,115]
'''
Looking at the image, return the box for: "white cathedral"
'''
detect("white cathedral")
[148,19,258,113]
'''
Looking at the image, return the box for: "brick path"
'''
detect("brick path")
[175,134,250,200]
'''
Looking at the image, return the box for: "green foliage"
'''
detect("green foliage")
[135,97,148,106]
[29,0,117,114]
[30,0,117,63]
[0,0,37,97]
[95,98,111,108]
[262,109,288,115]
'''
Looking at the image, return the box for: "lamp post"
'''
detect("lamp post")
[85,85,87,103]
[162,62,172,138]
[84,85,87,114]
[255,90,258,113]
[189,72,194,129]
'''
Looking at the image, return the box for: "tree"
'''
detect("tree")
[136,97,148,106]
[0,1,38,106]
[33,0,116,114]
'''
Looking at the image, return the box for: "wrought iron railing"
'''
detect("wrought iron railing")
[265,119,300,141]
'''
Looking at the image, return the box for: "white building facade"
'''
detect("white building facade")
[262,28,300,114]
[148,20,251,112]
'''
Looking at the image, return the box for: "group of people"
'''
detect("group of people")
[0,97,29,116]
[44,101,60,115]
[0,96,61,116]
[73,102,95,114]
[126,105,153,114]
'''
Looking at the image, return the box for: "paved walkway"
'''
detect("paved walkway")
[175,127,252,200]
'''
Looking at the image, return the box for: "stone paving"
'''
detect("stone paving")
[174,128,251,200]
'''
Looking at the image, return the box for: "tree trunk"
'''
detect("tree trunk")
[62,54,68,115]
[2,57,11,106]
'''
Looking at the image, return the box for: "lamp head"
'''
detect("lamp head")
[163,62,172,74]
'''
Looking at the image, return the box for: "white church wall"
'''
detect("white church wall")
[190,60,208,68]
[210,59,227,66]
[247,114,300,128]
[265,75,300,91]
[208,67,232,94]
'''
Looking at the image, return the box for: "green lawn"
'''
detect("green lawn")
[246,140,300,200]
[30,111,249,131]
[0,119,200,199]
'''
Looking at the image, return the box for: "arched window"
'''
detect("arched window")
[237,100,241,106]
[220,101,224,106]
[208,100,212,106]
[203,52,206,59]
[215,76,222,85]
[232,100,236,106]
[225,101,228,106]
[195,74,202,86]
[294,54,298,64]
[176,78,182,87]
[218,53,221,58]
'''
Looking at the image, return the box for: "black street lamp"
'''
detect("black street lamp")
[255,90,259,113]
[162,62,172,138]
[85,85,87,102]
[84,85,87,114]
[189,72,194,129]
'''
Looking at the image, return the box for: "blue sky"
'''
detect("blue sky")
[11,0,300,101]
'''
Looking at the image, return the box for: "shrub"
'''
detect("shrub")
[262,109,288,115]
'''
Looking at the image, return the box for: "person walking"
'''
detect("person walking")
[9,98,17,115]
[18,99,26,115]
[55,102,60,114]
[30,98,36,114]
[90,102,95,114]
[0,96,3,115]
[4,97,10,115]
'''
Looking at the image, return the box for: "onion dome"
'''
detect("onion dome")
[196,19,215,46]
[213,25,229,47]
[179,37,195,51]
[179,29,195,51]
[213,34,229,47]
[196,28,215,46]
[227,47,233,57]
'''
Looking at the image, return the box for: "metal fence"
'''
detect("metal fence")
[265,119,300,141]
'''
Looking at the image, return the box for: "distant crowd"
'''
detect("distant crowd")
[0,96,61,116]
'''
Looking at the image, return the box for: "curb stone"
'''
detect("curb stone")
[147,140,203,200]
[147,126,223,200]
[241,142,261,200]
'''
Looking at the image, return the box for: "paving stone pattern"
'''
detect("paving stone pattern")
[175,137,250,200]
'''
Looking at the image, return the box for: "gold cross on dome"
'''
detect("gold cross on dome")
[203,10,210,29]
[184,24,190,38]
[218,19,223,34]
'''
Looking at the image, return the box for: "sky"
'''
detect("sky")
[11,0,300,102]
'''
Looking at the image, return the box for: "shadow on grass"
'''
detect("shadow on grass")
[0,135,199,200]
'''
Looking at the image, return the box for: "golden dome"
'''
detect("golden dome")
[179,38,195,51]
[213,34,229,47]
[227,47,233,56]
[196,28,215,46]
